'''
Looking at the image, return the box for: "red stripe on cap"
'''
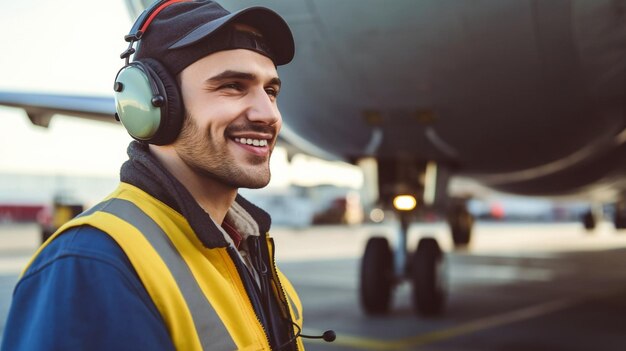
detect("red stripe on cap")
[140,0,191,34]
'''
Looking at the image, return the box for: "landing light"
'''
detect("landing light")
[393,195,417,211]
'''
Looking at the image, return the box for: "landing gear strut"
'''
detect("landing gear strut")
[359,158,449,317]
[360,213,446,317]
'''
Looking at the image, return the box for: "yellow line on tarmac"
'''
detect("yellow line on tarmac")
[308,298,579,350]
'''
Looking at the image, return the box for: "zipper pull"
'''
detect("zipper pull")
[247,236,268,275]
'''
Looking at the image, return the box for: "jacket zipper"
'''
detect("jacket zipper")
[265,236,299,351]
[225,247,272,349]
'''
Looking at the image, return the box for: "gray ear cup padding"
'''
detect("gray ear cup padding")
[140,58,184,145]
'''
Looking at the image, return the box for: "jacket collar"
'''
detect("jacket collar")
[119,141,271,249]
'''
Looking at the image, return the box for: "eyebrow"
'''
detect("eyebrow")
[205,70,281,87]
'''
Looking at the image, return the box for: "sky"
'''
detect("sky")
[0,0,362,189]
[0,0,132,177]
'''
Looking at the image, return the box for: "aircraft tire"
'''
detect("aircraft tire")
[452,226,471,247]
[615,212,626,230]
[582,211,595,231]
[360,236,394,315]
[411,237,445,316]
[449,208,473,247]
[613,202,626,230]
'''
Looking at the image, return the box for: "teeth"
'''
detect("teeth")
[235,138,269,147]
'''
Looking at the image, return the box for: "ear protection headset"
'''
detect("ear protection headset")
[113,0,188,145]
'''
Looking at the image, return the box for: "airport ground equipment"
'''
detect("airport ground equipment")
[38,198,83,243]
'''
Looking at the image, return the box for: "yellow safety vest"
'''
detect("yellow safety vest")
[24,182,305,351]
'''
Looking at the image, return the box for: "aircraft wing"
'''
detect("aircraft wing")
[0,91,116,128]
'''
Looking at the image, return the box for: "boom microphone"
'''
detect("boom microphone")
[300,330,336,342]
[277,321,336,349]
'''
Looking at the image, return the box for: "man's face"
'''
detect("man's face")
[174,49,282,189]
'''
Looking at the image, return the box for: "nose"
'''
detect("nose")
[246,88,281,126]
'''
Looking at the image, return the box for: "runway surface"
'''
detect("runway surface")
[1,221,626,350]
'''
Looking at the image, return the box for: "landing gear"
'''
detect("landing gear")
[359,157,450,317]
[448,202,474,247]
[360,237,394,315]
[359,214,447,317]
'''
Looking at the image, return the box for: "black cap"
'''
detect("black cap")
[134,0,294,75]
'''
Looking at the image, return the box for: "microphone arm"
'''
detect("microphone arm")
[277,321,336,349]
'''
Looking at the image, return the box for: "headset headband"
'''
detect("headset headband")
[120,0,191,62]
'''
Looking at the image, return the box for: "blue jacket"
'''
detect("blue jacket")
[2,225,175,351]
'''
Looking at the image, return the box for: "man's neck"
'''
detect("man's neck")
[149,144,237,225]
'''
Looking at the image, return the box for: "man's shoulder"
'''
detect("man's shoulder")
[4,226,176,351]
[16,224,151,314]
[24,225,132,279]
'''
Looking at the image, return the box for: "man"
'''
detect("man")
[2,1,305,350]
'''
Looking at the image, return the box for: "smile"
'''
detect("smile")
[234,137,269,147]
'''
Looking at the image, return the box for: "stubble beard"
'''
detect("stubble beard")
[175,116,272,189]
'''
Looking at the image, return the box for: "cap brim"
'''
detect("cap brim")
[168,7,294,65]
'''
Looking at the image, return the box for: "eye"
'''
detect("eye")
[265,87,280,99]
[220,82,244,91]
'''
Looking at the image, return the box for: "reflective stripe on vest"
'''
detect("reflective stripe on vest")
[96,198,235,350]
[27,198,238,350]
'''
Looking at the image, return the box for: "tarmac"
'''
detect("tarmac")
[1,221,626,350]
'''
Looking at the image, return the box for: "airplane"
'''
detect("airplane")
[1,0,626,318]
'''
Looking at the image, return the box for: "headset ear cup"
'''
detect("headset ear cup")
[141,58,184,145]
[114,62,164,141]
